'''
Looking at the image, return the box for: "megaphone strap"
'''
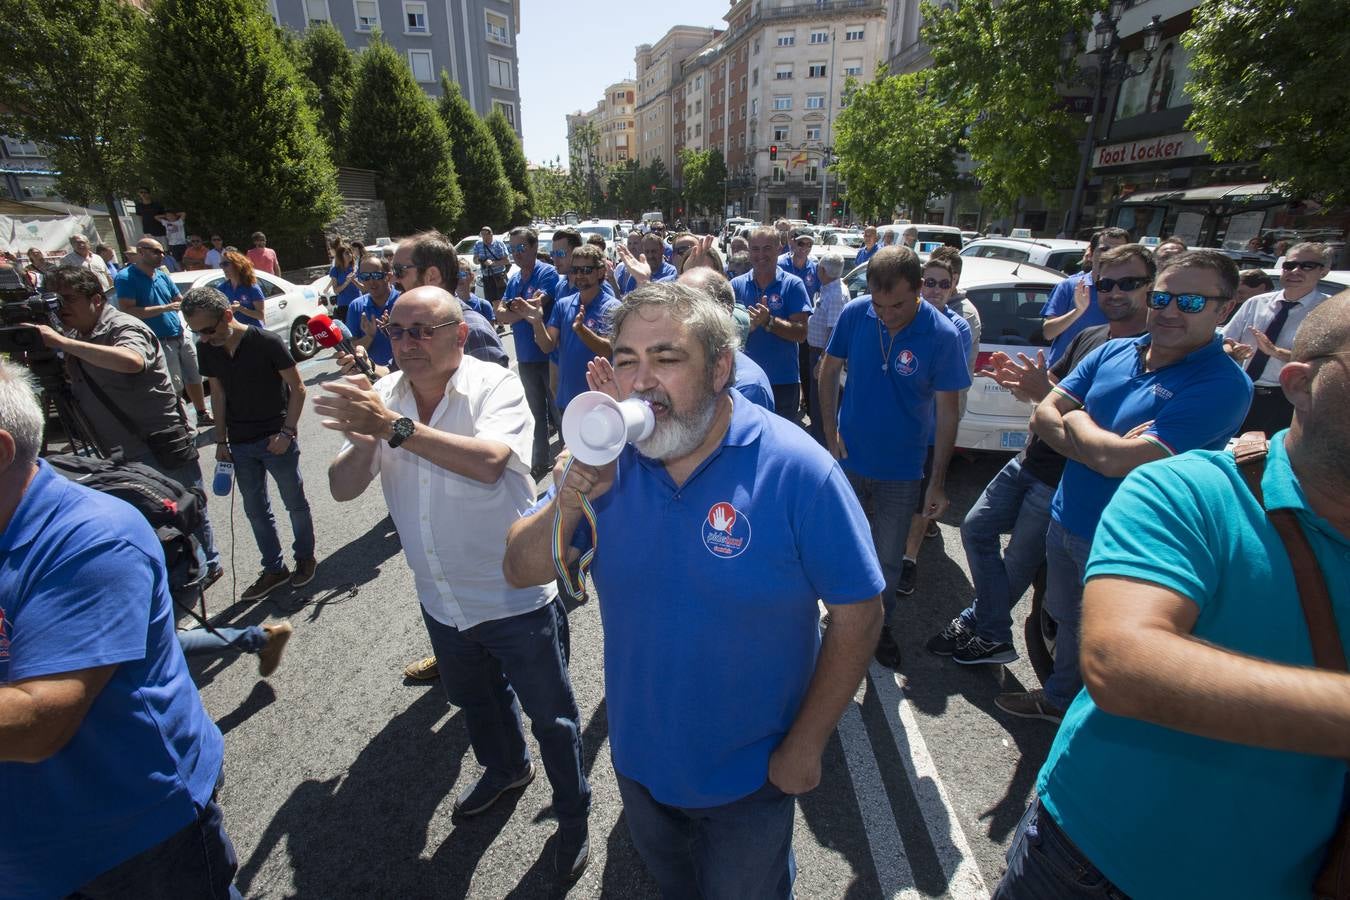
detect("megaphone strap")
[552,455,598,600]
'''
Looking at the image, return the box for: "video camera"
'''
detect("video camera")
[0,263,60,356]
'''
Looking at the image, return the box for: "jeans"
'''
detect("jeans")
[617,773,796,900]
[229,436,315,573]
[1042,518,1093,709]
[957,456,1056,644]
[518,360,558,470]
[421,597,590,826]
[769,382,800,420]
[806,346,832,446]
[67,791,242,899]
[846,473,923,623]
[992,798,1130,900]
[133,452,221,572]
[177,625,266,656]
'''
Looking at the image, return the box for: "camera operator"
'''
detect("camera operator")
[31,265,222,583]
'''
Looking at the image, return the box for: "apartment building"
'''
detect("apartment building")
[269,0,524,135]
[566,81,637,172]
[635,27,720,169]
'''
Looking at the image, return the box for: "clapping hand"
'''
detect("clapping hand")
[978,349,1054,403]
[1073,279,1092,313]
[617,245,651,284]
[748,303,772,331]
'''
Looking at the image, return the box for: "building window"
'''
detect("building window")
[806,126,821,141]
[488,55,513,89]
[753,38,761,54]
[695,100,702,113]
[740,75,746,92]
[695,123,702,137]
[772,165,786,183]
[485,10,511,44]
[774,64,793,80]
[808,63,826,78]
[806,94,825,109]
[352,0,378,30]
[751,68,759,87]
[810,30,829,44]
[403,1,427,33]
[773,125,789,141]
[304,0,330,25]
[408,50,434,82]
[844,58,863,76]
[1,137,40,157]
[777,31,795,47]
[805,164,819,184]
[493,100,515,126]
[750,98,759,116]
[772,95,792,110]
[845,26,865,41]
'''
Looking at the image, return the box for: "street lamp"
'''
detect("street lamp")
[1064,11,1164,236]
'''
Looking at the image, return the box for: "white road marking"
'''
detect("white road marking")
[869,665,991,900]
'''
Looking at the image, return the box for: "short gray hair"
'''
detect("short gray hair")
[181,285,230,318]
[1287,242,1333,267]
[0,359,44,466]
[612,282,738,385]
[818,251,845,279]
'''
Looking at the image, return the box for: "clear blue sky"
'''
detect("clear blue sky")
[518,0,734,167]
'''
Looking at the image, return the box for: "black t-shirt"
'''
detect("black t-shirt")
[134,199,166,237]
[196,327,295,444]
[1019,325,1140,488]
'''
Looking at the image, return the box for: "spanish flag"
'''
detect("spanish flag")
[789,151,808,168]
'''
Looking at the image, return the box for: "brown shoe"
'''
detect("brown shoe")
[290,556,318,588]
[242,568,291,602]
[258,622,294,677]
[403,656,439,681]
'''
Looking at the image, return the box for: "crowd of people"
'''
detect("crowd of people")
[1,209,1346,900]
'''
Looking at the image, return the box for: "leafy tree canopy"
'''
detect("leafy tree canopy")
[437,76,513,235]
[298,23,356,162]
[485,109,533,225]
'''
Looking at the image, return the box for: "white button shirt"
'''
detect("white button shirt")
[1222,288,1330,386]
[349,355,554,629]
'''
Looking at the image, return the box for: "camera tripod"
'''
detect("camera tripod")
[22,354,107,458]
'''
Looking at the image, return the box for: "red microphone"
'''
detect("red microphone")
[308,314,374,378]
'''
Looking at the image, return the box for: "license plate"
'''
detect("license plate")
[1000,431,1028,450]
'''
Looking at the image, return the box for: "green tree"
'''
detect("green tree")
[568,119,603,212]
[923,0,1101,214]
[528,159,577,219]
[646,157,673,217]
[0,0,146,241]
[679,148,728,217]
[833,69,964,222]
[141,0,340,250]
[1184,0,1350,204]
[344,35,462,235]
[298,23,356,162]
[437,76,513,234]
[486,109,533,225]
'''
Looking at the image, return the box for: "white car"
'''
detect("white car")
[169,269,330,360]
[961,237,1089,276]
[841,255,1068,452]
[576,220,620,260]
[876,223,966,255]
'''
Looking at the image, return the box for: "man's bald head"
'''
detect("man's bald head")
[1292,290,1350,364]
[678,266,735,312]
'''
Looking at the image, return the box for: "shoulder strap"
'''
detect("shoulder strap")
[1232,436,1347,672]
[71,357,147,441]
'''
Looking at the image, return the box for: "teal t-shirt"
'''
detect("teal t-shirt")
[1037,432,1350,899]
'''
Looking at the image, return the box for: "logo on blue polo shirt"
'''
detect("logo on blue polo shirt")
[1151,384,1175,400]
[0,607,10,661]
[895,349,918,376]
[702,501,752,559]
[766,293,783,312]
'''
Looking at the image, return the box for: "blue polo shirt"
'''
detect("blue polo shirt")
[559,398,884,807]
[826,297,971,480]
[0,462,223,899]
[328,264,361,310]
[1049,333,1252,539]
[345,286,400,366]
[777,252,820,298]
[459,292,495,321]
[616,260,678,295]
[1041,271,1105,364]
[220,280,266,328]
[473,238,510,277]
[547,290,621,411]
[853,243,879,267]
[733,350,774,411]
[1038,434,1350,899]
[731,269,811,385]
[503,261,560,364]
[113,265,182,339]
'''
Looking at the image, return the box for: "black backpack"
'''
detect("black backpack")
[45,453,204,589]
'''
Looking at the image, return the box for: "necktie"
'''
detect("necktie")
[1245,299,1298,381]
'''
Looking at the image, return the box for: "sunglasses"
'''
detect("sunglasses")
[510,243,531,253]
[550,249,568,258]
[922,277,952,290]
[1147,290,1227,313]
[356,271,387,281]
[190,317,226,336]
[572,265,601,275]
[380,320,459,341]
[1282,260,1325,271]
[1096,276,1150,293]
[674,246,692,255]
[391,262,421,278]
[189,239,202,244]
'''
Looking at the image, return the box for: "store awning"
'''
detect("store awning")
[1121,182,1281,204]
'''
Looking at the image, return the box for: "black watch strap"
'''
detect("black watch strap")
[387,416,415,448]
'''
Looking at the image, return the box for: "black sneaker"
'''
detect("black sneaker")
[925,616,971,656]
[554,822,590,881]
[995,689,1065,724]
[895,559,918,596]
[953,635,1018,666]
[453,762,535,817]
[241,568,291,602]
[874,628,902,669]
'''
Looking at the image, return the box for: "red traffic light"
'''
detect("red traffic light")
[769,145,778,161]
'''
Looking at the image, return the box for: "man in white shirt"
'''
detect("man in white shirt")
[58,234,112,291]
[317,285,592,881]
[1223,241,1333,435]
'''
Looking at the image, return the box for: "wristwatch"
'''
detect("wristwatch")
[387,416,415,448]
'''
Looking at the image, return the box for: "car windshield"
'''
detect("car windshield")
[966,287,1054,347]
[579,226,614,241]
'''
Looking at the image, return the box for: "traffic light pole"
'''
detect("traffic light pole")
[821,27,837,222]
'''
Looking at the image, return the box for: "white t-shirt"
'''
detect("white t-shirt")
[162,217,186,246]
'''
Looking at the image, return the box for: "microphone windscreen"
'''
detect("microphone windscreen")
[332,318,354,339]
[307,314,342,348]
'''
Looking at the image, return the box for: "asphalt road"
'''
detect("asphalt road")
[192,347,1060,900]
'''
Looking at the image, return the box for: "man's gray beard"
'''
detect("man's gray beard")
[634,383,719,462]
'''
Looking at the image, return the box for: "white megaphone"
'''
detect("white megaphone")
[562,391,655,465]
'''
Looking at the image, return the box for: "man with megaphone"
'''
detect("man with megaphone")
[504,282,884,899]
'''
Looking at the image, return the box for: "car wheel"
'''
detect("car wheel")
[1023,563,1056,684]
[290,318,318,360]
